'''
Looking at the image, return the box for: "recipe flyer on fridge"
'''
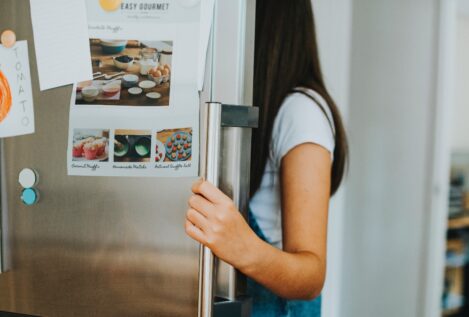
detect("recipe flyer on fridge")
[67,0,206,177]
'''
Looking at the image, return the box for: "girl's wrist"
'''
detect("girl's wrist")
[236,232,266,276]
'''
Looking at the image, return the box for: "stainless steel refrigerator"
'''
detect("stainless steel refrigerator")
[0,0,256,316]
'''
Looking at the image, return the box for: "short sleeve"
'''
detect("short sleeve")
[270,92,335,168]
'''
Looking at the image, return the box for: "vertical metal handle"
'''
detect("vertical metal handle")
[199,102,223,317]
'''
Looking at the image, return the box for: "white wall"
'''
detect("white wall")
[452,14,469,152]
[311,1,352,317]
[341,1,440,317]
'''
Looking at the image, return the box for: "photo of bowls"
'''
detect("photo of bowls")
[77,80,122,103]
[113,55,134,70]
[135,136,151,157]
[75,39,173,107]
[156,128,193,162]
[128,87,143,96]
[139,80,156,92]
[81,86,99,103]
[122,74,139,88]
[102,82,121,97]
[76,80,93,93]
[114,135,130,158]
[114,130,152,163]
[146,92,161,100]
[72,129,110,162]
[100,39,128,54]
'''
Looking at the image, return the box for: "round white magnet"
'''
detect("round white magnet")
[18,168,38,188]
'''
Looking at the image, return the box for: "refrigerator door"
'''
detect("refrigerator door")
[0,0,256,316]
[0,1,199,316]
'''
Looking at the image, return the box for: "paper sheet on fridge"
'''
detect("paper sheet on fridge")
[198,0,215,91]
[29,0,93,91]
[66,0,206,178]
[0,41,35,138]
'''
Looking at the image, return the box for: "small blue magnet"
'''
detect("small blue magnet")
[21,188,39,206]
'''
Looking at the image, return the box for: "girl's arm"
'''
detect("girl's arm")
[185,143,331,300]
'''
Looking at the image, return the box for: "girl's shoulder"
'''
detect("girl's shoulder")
[279,88,333,125]
[270,88,335,165]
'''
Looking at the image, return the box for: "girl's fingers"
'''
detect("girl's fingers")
[186,208,209,231]
[185,220,206,245]
[192,179,228,204]
[188,194,214,217]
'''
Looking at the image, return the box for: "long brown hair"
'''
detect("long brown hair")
[251,0,348,196]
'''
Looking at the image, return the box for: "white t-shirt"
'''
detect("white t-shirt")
[249,88,335,248]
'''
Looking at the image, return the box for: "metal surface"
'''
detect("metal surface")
[198,102,258,316]
[214,296,252,317]
[218,126,253,301]
[221,105,259,128]
[0,0,257,316]
[0,1,200,316]
[211,0,256,302]
[199,102,223,317]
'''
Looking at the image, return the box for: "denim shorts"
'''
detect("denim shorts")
[247,210,322,317]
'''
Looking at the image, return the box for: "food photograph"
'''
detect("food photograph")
[75,39,172,107]
[156,128,192,162]
[114,129,152,163]
[72,129,110,162]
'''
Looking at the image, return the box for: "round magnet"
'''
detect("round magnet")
[19,168,38,188]
[21,188,39,206]
[1,29,16,48]
[99,0,122,12]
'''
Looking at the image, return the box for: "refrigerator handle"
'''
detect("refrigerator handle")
[199,102,259,317]
[199,102,223,317]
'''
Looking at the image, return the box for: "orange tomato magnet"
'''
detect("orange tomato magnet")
[0,70,12,123]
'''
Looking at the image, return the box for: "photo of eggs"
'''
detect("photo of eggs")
[156,128,193,162]
[0,70,12,123]
[75,39,172,107]
[114,129,152,163]
[72,129,110,162]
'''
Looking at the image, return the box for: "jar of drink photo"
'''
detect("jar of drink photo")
[140,48,158,76]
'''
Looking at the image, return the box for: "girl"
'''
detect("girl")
[185,1,348,316]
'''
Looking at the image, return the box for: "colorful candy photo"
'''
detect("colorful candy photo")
[156,128,192,162]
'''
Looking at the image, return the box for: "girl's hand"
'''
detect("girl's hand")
[185,179,260,270]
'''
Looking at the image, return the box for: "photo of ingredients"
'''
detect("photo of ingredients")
[156,128,192,162]
[75,39,172,107]
[72,129,110,162]
[114,129,152,162]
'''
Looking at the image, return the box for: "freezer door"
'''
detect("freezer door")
[0,1,199,316]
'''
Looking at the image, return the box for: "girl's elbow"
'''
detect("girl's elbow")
[299,284,324,301]
[303,287,323,301]
[298,274,326,300]
[284,278,325,301]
